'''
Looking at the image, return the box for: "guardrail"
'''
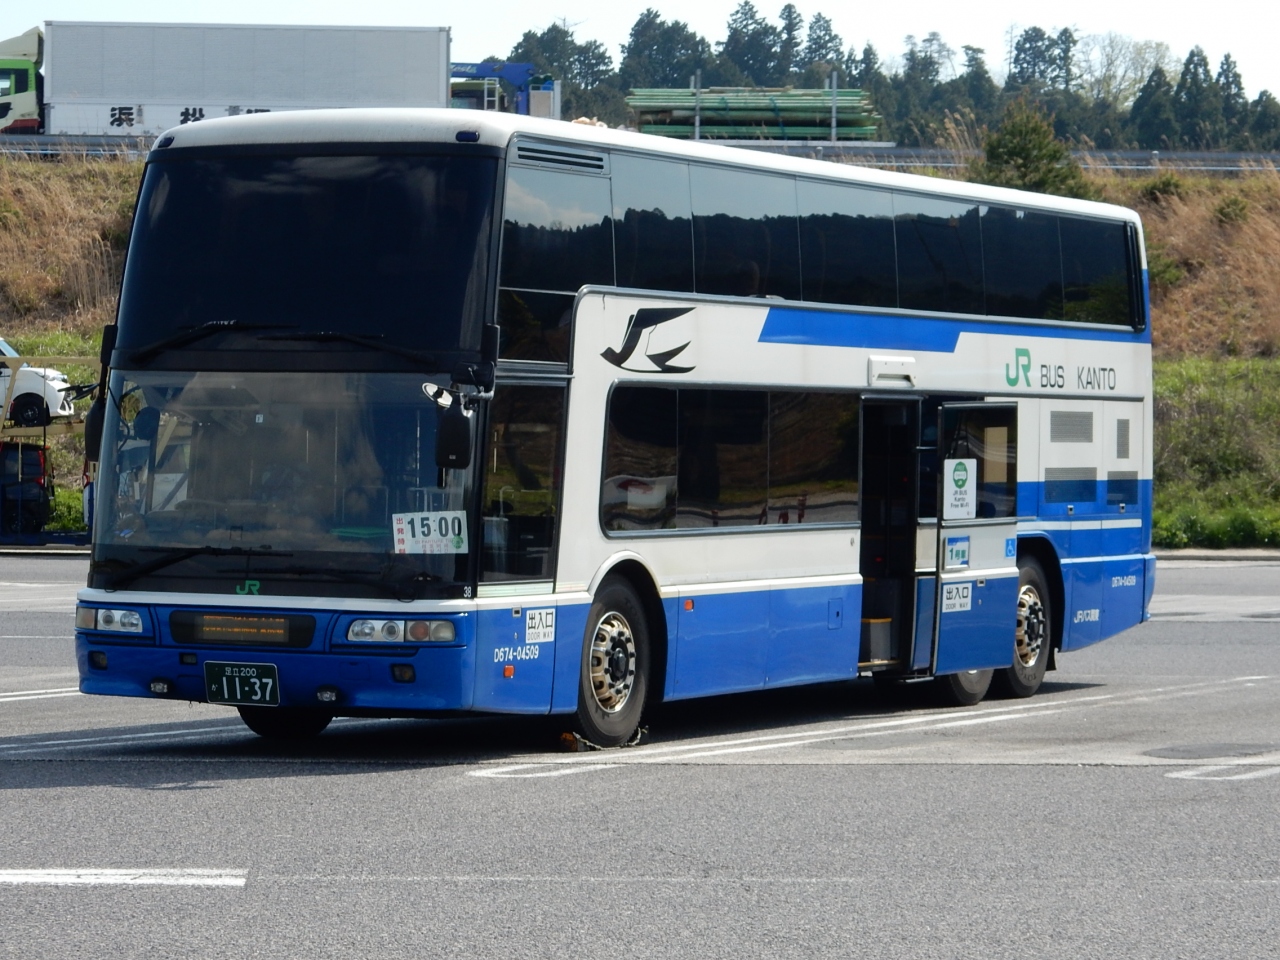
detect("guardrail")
[4,132,1279,171]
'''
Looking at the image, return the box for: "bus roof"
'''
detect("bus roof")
[155,108,1140,225]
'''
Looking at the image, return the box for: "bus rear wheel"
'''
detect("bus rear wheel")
[237,706,333,739]
[575,577,649,748]
[991,557,1052,699]
[935,669,992,706]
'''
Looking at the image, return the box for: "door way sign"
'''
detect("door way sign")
[943,458,977,520]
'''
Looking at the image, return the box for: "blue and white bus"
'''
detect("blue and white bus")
[76,110,1153,745]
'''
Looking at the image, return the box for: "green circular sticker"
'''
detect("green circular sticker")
[952,461,969,489]
[452,535,464,549]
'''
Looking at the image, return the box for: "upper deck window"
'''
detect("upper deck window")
[797,179,896,308]
[612,154,694,294]
[982,207,1063,320]
[498,166,613,362]
[497,143,1143,331]
[691,166,801,301]
[118,154,497,363]
[894,195,985,316]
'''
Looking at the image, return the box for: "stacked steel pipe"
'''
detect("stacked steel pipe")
[626,86,881,140]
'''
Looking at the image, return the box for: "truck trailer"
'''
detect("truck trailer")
[1,21,451,136]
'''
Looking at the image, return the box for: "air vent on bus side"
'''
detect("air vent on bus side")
[1049,411,1094,443]
[513,142,609,173]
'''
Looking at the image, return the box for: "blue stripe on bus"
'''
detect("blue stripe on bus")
[757,306,1153,352]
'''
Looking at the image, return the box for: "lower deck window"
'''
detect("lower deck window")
[603,386,859,532]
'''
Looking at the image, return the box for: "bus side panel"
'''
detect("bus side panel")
[933,574,1019,674]
[671,589,768,699]
[766,582,860,687]
[550,601,592,714]
[1063,559,1104,649]
[472,604,556,713]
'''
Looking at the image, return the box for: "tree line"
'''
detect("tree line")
[494,3,1280,150]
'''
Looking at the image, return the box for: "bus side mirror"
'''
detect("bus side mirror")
[435,397,472,470]
[84,324,117,464]
[83,396,105,463]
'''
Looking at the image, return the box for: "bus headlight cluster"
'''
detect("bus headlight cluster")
[76,605,144,633]
[347,619,455,643]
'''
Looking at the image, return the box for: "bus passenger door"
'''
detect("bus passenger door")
[932,403,1020,675]
[858,401,921,671]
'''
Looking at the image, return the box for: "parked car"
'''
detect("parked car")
[0,442,51,534]
[0,337,74,427]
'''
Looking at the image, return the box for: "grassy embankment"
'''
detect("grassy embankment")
[3,152,1280,543]
[1095,167,1280,546]
[0,153,137,529]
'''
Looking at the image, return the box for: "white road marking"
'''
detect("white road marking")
[471,676,1276,778]
[0,636,70,639]
[0,724,241,755]
[0,686,79,698]
[0,693,80,704]
[1149,594,1280,622]
[0,869,246,887]
[1165,750,1280,781]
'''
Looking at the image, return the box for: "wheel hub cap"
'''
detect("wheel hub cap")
[1015,584,1047,667]
[590,612,636,713]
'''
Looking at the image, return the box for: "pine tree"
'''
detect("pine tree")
[619,10,713,91]
[801,13,844,70]
[1129,66,1179,148]
[719,2,782,86]
[1250,91,1280,149]
[960,46,1000,121]
[1216,54,1249,145]
[1173,46,1224,147]
[972,100,1092,198]
[777,5,804,80]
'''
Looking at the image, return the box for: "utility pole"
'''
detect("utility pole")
[829,69,838,143]
[694,68,702,141]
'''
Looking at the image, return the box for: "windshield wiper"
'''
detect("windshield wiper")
[98,545,293,589]
[257,331,442,367]
[126,321,287,365]
[265,562,443,601]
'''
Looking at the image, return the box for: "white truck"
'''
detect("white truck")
[1,21,451,136]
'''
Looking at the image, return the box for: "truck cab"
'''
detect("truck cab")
[0,26,41,134]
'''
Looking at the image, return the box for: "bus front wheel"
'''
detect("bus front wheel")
[575,577,649,747]
[991,557,1052,699]
[237,706,333,739]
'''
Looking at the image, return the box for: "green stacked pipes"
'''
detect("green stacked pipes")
[626,87,881,140]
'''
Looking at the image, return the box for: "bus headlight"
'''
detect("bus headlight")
[77,605,145,633]
[349,620,377,641]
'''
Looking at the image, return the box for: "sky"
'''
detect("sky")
[3,0,1276,101]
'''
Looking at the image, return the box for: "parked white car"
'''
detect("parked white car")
[0,338,74,427]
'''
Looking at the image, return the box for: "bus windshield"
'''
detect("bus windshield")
[90,370,477,599]
[117,154,497,359]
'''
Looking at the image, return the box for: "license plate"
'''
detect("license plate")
[204,661,279,706]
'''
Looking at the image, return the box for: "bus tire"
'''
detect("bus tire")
[992,557,1052,699]
[575,577,649,748]
[237,706,332,739]
[935,669,992,707]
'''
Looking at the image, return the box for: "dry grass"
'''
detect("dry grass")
[3,153,1279,363]
[1094,165,1280,357]
[0,152,141,342]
